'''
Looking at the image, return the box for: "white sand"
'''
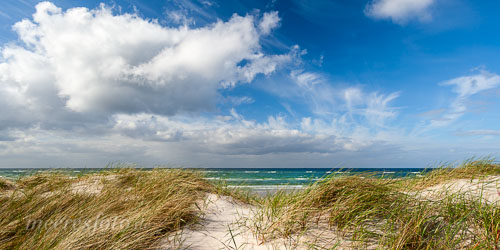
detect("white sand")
[160,177,500,249]
[419,176,500,204]
[161,194,367,249]
[162,194,280,249]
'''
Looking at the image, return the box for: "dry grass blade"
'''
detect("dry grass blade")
[0,168,213,249]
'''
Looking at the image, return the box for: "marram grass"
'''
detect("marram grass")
[0,168,214,249]
[0,159,498,249]
[251,158,500,249]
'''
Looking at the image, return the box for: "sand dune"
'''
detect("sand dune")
[162,177,500,249]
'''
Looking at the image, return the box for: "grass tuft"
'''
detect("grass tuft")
[0,168,213,249]
[252,159,500,249]
[0,159,499,249]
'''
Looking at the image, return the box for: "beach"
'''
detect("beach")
[0,160,499,249]
[163,175,500,249]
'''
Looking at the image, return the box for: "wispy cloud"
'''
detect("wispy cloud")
[441,70,500,97]
[454,130,500,136]
[165,0,218,25]
[224,96,254,106]
[288,70,400,127]
[430,70,500,127]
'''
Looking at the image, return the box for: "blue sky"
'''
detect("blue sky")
[0,0,499,168]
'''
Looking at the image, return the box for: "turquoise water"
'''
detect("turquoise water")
[201,168,429,189]
[0,168,429,189]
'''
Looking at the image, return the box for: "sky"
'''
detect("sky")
[0,0,499,168]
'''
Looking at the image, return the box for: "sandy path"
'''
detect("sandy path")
[161,194,359,249]
[163,194,279,249]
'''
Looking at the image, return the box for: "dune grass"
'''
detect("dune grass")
[401,158,500,189]
[0,159,498,249]
[0,178,14,191]
[0,168,214,249]
[251,159,500,249]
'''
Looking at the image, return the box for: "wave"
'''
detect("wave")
[228,185,304,190]
[294,177,321,181]
[205,178,282,181]
[205,177,323,181]
[244,171,260,173]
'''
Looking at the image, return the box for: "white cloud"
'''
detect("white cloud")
[290,70,322,88]
[441,70,500,97]
[166,10,194,25]
[363,92,400,126]
[288,71,400,127]
[225,96,254,106]
[0,2,289,119]
[2,2,490,168]
[259,11,280,35]
[365,0,435,24]
[107,92,404,154]
[287,70,337,116]
[2,2,397,163]
[430,70,500,127]
[343,87,363,109]
[112,112,341,155]
[455,130,500,136]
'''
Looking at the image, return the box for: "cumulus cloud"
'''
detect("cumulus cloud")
[259,11,280,35]
[112,112,341,155]
[108,97,403,154]
[365,0,435,24]
[0,1,428,168]
[0,2,289,120]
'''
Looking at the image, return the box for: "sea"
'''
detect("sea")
[0,167,430,193]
